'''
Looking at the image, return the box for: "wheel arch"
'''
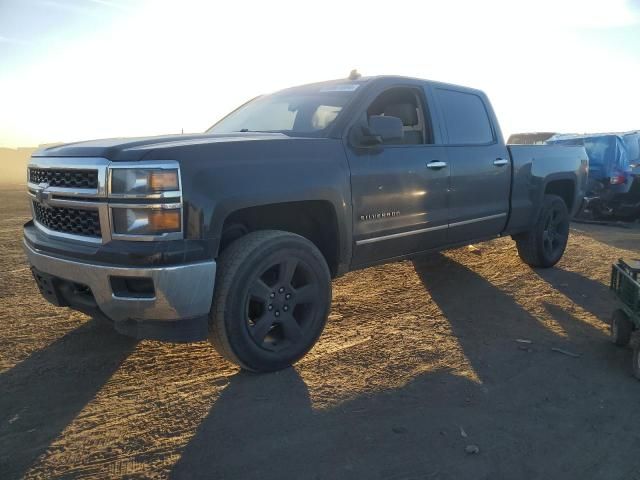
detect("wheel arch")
[527,172,579,228]
[544,176,576,212]
[216,200,346,278]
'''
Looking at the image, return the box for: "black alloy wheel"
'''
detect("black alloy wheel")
[245,256,321,352]
[515,194,570,268]
[542,201,570,261]
[209,230,331,372]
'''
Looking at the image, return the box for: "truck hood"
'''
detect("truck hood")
[33,132,293,161]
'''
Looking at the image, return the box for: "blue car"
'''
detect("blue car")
[547,132,640,218]
[623,131,640,176]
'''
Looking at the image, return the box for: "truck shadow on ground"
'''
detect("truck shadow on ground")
[170,365,493,480]
[170,254,633,480]
[0,319,136,480]
[534,266,612,322]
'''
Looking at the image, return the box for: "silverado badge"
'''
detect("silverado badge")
[359,211,400,221]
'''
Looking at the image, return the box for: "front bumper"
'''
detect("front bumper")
[24,240,216,341]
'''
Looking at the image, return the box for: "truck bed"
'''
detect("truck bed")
[506,144,588,234]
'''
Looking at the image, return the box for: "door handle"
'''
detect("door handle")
[426,161,447,169]
[493,158,509,166]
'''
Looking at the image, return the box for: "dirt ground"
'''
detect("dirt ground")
[1,186,639,480]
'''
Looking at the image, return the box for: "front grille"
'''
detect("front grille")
[33,201,101,238]
[29,168,98,189]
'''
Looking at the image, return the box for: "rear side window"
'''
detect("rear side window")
[435,89,494,145]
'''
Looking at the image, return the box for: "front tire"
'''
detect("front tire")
[209,230,331,372]
[514,194,570,268]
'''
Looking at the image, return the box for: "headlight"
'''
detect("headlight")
[111,168,179,195]
[112,207,181,235]
[108,162,182,240]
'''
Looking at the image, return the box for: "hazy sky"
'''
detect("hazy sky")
[1,0,639,148]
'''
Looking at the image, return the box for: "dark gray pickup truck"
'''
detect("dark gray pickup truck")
[24,75,588,371]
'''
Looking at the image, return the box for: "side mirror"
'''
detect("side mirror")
[357,115,404,146]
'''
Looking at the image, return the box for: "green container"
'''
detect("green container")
[611,259,640,326]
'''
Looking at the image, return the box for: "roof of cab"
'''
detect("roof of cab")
[283,75,485,96]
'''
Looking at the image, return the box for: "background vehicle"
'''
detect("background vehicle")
[623,131,640,179]
[24,75,588,372]
[547,132,640,218]
[507,132,557,145]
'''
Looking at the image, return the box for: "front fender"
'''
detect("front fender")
[149,137,353,270]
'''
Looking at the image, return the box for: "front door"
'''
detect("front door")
[346,85,450,266]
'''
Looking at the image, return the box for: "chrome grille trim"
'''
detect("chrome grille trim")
[27,157,109,198]
[29,168,98,189]
[27,157,183,244]
[28,158,110,243]
[32,200,101,238]
[31,219,104,244]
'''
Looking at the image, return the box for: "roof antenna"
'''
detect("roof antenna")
[348,69,361,80]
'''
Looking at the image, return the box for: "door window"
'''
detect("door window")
[435,89,494,145]
[366,87,433,145]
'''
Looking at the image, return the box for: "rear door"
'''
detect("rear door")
[346,84,450,266]
[432,87,511,243]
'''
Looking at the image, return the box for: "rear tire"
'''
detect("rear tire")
[514,194,570,268]
[611,309,633,346]
[209,230,331,372]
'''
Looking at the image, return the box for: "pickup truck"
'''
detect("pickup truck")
[24,75,588,372]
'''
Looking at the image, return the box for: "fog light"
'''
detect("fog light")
[112,207,181,235]
[110,276,155,298]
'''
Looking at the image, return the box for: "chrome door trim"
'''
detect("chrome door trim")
[355,212,507,245]
[355,223,448,245]
[448,212,507,228]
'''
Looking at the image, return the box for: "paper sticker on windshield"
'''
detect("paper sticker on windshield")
[320,84,360,93]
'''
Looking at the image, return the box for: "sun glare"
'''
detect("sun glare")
[0,0,639,147]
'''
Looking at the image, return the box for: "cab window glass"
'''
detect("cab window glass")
[436,89,494,145]
[366,87,433,145]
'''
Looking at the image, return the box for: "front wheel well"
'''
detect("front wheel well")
[544,179,575,211]
[219,201,340,277]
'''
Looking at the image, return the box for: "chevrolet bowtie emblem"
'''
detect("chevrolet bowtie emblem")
[35,182,50,204]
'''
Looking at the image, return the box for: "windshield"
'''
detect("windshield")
[207,84,360,137]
